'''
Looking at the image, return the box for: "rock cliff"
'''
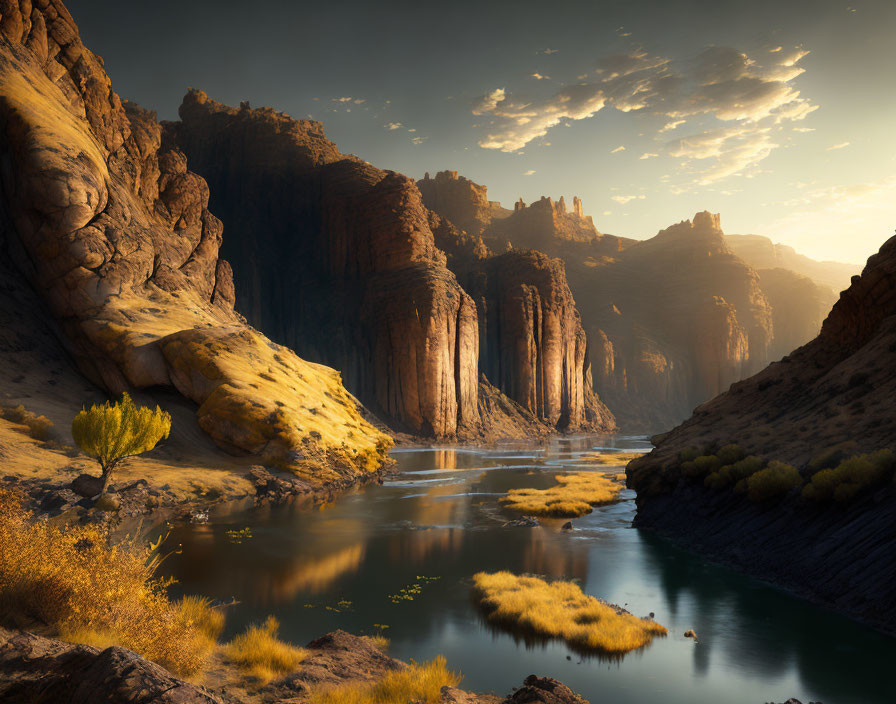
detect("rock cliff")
[0,0,390,478]
[171,95,611,437]
[627,234,896,633]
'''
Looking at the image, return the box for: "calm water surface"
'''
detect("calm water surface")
[162,436,894,704]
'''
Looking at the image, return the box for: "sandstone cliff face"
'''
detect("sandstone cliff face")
[757,267,834,361]
[0,0,390,478]
[171,92,483,437]
[626,235,896,632]
[431,214,614,432]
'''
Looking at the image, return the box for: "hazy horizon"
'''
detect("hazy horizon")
[67,0,895,265]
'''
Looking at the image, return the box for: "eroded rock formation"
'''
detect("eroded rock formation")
[0,0,390,478]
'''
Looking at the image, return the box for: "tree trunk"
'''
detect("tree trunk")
[99,464,114,497]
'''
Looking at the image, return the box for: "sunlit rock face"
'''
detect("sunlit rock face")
[417,170,502,237]
[431,216,615,432]
[0,1,391,477]
[170,91,479,437]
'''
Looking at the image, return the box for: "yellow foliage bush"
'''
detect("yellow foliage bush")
[1,404,54,441]
[704,456,765,490]
[744,461,801,502]
[501,473,623,517]
[72,392,171,496]
[307,655,461,704]
[0,489,220,676]
[472,571,666,654]
[802,450,895,502]
[224,616,308,683]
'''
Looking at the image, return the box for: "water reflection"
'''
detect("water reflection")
[161,436,893,704]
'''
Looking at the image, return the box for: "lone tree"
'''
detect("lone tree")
[72,392,172,498]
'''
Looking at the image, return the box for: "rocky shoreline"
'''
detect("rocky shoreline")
[0,627,587,704]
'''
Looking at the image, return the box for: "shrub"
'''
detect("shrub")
[745,461,801,502]
[224,616,308,682]
[501,473,623,518]
[0,489,219,676]
[1,404,54,441]
[807,442,860,473]
[72,392,171,497]
[308,655,461,704]
[705,456,765,491]
[679,447,700,463]
[472,571,666,654]
[716,444,745,465]
[803,450,896,502]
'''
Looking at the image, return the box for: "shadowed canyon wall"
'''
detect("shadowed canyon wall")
[171,96,611,437]
[0,0,391,478]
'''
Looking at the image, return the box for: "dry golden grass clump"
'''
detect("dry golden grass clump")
[0,404,54,441]
[501,472,623,517]
[472,571,666,654]
[224,616,308,683]
[307,655,461,704]
[0,489,222,676]
[581,451,644,466]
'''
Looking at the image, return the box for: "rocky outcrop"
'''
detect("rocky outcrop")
[626,234,896,633]
[0,0,390,477]
[0,627,591,704]
[485,195,609,249]
[417,170,497,236]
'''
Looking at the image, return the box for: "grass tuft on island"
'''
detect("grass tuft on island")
[0,489,222,676]
[224,615,308,682]
[501,472,624,517]
[307,654,461,704]
[472,571,666,655]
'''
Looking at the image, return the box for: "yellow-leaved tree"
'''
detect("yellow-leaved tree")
[72,392,172,498]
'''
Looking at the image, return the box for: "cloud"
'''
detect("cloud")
[541,48,559,55]
[531,73,550,80]
[385,122,403,130]
[611,194,646,204]
[827,141,850,150]
[639,152,658,159]
[523,169,536,175]
[333,97,356,103]
[473,43,814,181]
[610,145,626,153]
[411,136,426,145]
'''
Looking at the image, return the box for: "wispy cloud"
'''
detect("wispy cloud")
[523,169,536,175]
[385,122,403,130]
[411,136,426,145]
[610,145,626,153]
[826,141,851,150]
[473,44,815,182]
[611,194,646,204]
[541,48,559,55]
[639,152,658,159]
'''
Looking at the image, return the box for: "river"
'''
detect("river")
[162,436,893,703]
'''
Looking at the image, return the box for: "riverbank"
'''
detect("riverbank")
[0,626,587,704]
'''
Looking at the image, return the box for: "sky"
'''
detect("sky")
[66,0,896,264]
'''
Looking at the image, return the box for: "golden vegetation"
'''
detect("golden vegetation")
[742,461,801,501]
[803,449,896,502]
[501,472,624,517]
[0,404,54,441]
[0,489,221,676]
[72,392,171,497]
[472,571,666,654]
[580,451,644,465]
[307,655,461,704]
[224,616,308,683]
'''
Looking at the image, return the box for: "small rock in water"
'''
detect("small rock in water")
[684,629,697,639]
[561,521,573,531]
[649,611,655,619]
[190,509,209,523]
[504,516,540,528]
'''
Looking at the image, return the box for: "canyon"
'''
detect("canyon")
[419,171,851,430]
